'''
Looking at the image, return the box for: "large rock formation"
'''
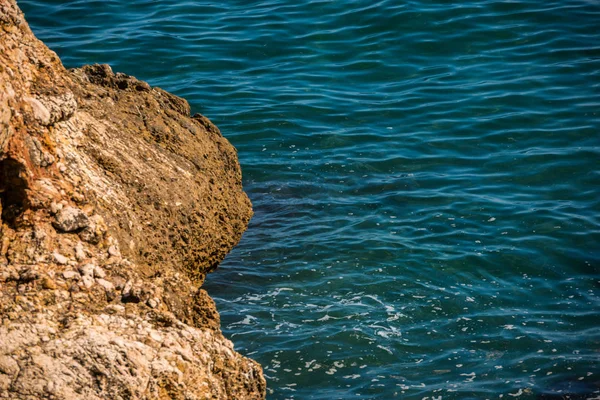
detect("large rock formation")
[0,0,266,398]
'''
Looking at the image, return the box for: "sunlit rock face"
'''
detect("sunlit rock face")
[0,0,265,398]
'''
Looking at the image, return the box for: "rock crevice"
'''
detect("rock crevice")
[0,0,265,398]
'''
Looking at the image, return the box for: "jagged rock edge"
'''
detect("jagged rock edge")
[0,1,266,399]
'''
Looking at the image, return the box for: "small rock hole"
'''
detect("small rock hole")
[0,159,29,227]
[121,294,141,304]
[116,80,128,90]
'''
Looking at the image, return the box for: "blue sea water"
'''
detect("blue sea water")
[17,0,600,398]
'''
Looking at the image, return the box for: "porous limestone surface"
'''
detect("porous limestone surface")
[0,0,265,398]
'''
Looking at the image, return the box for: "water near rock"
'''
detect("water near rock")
[19,0,600,398]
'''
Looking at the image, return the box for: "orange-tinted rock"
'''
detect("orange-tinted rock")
[0,0,265,398]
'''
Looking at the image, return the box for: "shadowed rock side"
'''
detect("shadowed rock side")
[0,0,265,398]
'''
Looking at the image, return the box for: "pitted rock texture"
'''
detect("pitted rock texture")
[0,0,265,398]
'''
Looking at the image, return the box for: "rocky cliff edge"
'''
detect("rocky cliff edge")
[0,0,266,398]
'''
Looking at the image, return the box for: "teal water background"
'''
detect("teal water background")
[18,0,600,398]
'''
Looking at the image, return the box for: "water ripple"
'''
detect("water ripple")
[19,0,600,397]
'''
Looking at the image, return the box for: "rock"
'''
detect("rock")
[107,244,121,258]
[96,278,114,291]
[74,242,87,261]
[50,202,63,215]
[80,274,94,289]
[62,270,81,280]
[38,92,77,124]
[78,215,105,244]
[78,263,95,277]
[19,267,39,282]
[24,96,50,125]
[93,265,106,278]
[122,279,133,296]
[68,283,80,293]
[149,331,163,343]
[0,270,11,283]
[105,304,125,314]
[147,298,159,309]
[0,355,19,376]
[0,0,265,398]
[40,276,57,290]
[121,279,142,303]
[52,252,69,265]
[53,207,89,232]
[189,288,222,331]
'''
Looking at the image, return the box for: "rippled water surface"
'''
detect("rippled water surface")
[19,0,600,398]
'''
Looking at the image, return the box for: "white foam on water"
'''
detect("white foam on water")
[377,345,394,355]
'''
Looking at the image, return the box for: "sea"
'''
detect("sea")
[18,0,600,398]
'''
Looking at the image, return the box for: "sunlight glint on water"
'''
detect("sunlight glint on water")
[19,0,600,398]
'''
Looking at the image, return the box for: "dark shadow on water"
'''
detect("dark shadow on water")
[537,378,600,399]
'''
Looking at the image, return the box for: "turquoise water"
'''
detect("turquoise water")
[19,0,600,398]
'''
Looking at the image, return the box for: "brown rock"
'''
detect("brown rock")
[40,276,57,290]
[190,288,222,331]
[0,0,265,398]
[53,206,89,232]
